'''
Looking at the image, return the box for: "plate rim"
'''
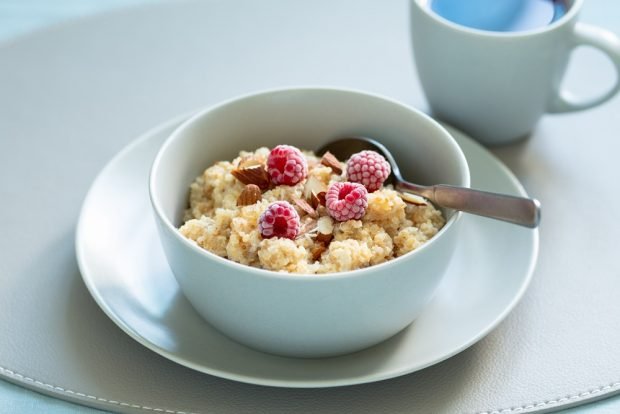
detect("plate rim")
[75,115,539,388]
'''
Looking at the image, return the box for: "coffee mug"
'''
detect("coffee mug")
[410,0,620,145]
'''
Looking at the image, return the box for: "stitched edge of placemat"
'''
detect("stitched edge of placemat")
[2,365,620,414]
[0,365,200,414]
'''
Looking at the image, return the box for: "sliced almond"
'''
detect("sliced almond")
[399,192,429,206]
[231,165,270,189]
[298,217,318,238]
[316,233,333,244]
[315,215,334,243]
[315,205,328,217]
[303,175,327,200]
[237,184,262,206]
[315,191,327,207]
[320,151,343,175]
[238,157,262,169]
[317,215,334,233]
[294,198,318,218]
[310,243,328,262]
[310,192,321,209]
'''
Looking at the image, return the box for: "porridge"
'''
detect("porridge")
[179,144,445,274]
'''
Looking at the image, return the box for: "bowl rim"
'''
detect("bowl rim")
[149,85,470,281]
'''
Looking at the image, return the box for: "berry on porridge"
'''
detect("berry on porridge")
[259,201,301,240]
[325,182,368,221]
[179,144,445,274]
[346,150,391,192]
[267,145,308,186]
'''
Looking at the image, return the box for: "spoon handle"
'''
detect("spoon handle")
[398,183,541,228]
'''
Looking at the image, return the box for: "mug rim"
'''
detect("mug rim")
[411,0,582,38]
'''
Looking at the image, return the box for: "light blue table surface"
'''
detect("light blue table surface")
[0,1,619,413]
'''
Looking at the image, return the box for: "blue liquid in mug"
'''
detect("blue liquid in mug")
[429,0,569,32]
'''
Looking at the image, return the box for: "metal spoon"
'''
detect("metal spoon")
[318,137,540,228]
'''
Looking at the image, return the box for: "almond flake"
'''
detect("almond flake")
[315,233,334,244]
[315,191,327,207]
[320,151,343,175]
[303,175,327,200]
[298,217,318,238]
[238,157,262,169]
[315,216,334,243]
[237,184,262,206]
[231,165,270,189]
[310,243,328,262]
[294,198,318,218]
[399,192,429,206]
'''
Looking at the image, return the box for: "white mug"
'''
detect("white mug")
[410,0,620,145]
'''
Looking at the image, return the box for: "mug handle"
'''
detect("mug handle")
[548,23,620,113]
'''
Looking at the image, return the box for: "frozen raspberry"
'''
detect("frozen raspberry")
[259,201,301,239]
[325,182,368,222]
[346,150,391,192]
[267,145,308,186]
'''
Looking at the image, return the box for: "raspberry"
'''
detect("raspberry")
[259,201,301,239]
[325,182,368,222]
[346,150,391,192]
[267,145,308,186]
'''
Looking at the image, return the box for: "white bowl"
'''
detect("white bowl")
[149,87,470,358]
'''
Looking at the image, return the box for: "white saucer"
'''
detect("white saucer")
[76,116,538,388]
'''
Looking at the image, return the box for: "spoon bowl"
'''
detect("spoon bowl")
[319,136,541,228]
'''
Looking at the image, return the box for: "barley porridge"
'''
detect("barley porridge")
[179,145,445,274]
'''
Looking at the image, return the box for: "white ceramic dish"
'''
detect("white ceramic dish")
[149,88,470,358]
[76,115,538,388]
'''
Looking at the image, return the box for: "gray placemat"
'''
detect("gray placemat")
[1,0,619,413]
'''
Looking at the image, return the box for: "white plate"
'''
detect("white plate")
[76,116,538,388]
